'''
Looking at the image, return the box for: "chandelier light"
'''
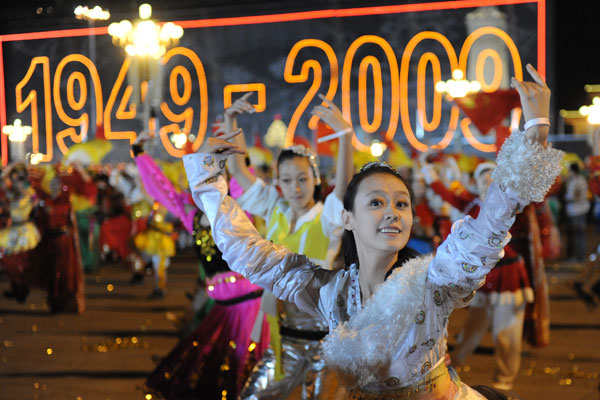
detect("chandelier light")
[2,119,32,143]
[74,5,110,20]
[435,69,481,98]
[108,4,183,59]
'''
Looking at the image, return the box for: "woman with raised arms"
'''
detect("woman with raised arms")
[225,93,353,398]
[183,65,563,399]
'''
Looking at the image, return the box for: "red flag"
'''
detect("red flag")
[293,135,311,149]
[494,124,511,154]
[184,137,194,155]
[588,155,600,196]
[253,133,264,149]
[453,89,520,134]
[211,116,225,137]
[313,121,336,156]
[95,124,106,140]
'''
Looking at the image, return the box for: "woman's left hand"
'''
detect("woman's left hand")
[511,64,550,144]
[197,128,245,156]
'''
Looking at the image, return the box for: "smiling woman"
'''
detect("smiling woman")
[340,163,418,300]
[184,66,564,399]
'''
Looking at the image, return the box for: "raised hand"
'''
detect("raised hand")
[197,128,245,156]
[511,64,550,145]
[222,94,256,191]
[224,92,256,119]
[311,94,351,133]
[224,93,253,148]
[134,130,153,146]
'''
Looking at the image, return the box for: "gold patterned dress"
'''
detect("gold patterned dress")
[0,189,41,302]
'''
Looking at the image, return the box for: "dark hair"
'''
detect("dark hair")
[341,164,417,268]
[569,162,580,174]
[276,149,322,202]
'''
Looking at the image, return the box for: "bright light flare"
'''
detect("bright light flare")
[2,119,32,142]
[580,97,600,125]
[435,69,481,98]
[29,153,44,165]
[171,132,188,149]
[370,141,386,157]
[139,4,152,20]
[108,9,183,59]
[74,5,110,20]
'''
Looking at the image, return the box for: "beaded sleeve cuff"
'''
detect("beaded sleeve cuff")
[492,130,564,203]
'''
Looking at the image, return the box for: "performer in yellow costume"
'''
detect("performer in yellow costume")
[226,93,353,399]
[133,202,176,298]
[0,164,41,303]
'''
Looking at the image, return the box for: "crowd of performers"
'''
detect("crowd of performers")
[1,65,599,399]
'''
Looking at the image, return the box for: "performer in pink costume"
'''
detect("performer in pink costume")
[133,138,270,399]
[145,270,269,399]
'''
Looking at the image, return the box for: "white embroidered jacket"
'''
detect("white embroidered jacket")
[183,132,563,391]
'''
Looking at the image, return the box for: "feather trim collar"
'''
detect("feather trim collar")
[322,255,432,387]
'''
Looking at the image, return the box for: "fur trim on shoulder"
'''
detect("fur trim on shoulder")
[322,255,432,388]
[492,130,563,203]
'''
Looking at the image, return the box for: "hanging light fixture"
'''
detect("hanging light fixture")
[108,4,183,59]
[74,5,110,20]
[2,119,32,143]
[435,69,481,98]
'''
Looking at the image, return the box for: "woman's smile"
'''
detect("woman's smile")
[378,226,402,235]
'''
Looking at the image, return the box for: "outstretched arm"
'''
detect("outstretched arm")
[428,64,563,306]
[311,94,354,201]
[184,131,334,320]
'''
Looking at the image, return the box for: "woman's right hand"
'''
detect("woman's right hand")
[197,128,245,156]
[223,93,253,151]
[134,131,153,146]
[224,92,256,119]
[222,95,257,191]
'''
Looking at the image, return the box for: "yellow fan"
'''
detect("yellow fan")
[247,146,273,167]
[156,159,188,191]
[388,143,413,168]
[352,150,378,171]
[63,139,113,165]
[561,152,584,176]
[455,154,481,174]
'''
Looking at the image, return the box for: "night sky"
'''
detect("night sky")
[1,0,598,124]
[551,1,600,112]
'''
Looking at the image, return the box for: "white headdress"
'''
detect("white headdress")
[283,145,321,185]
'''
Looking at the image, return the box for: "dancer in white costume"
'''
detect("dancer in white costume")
[184,65,563,399]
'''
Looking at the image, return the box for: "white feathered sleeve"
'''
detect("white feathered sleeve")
[428,131,563,305]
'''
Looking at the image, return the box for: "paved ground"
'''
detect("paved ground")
[0,249,599,400]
